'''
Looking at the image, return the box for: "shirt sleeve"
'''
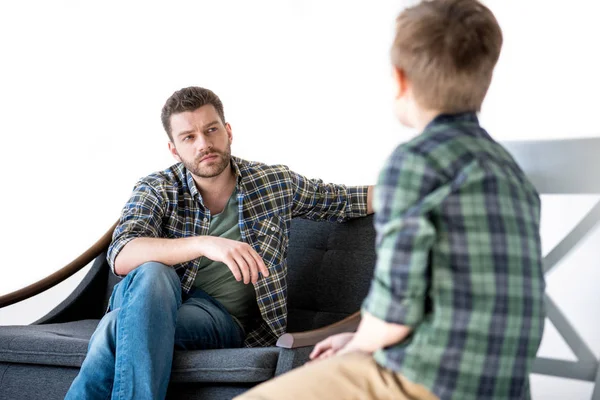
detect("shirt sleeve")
[285,168,368,222]
[362,149,439,327]
[107,181,165,275]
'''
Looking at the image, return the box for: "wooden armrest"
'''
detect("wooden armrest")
[0,221,118,309]
[276,311,361,349]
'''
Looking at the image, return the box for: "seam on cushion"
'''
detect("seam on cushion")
[173,367,273,373]
[1,350,87,357]
[2,335,18,351]
[0,364,9,387]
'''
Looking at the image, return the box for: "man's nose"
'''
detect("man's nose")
[195,134,212,153]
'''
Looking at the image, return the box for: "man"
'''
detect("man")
[65,86,373,399]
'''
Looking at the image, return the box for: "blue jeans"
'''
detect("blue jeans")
[65,262,245,400]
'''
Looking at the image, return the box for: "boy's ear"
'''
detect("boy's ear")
[392,66,409,99]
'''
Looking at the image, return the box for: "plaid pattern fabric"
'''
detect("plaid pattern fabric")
[362,113,545,400]
[108,156,368,347]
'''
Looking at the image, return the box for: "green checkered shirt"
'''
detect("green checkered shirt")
[362,113,545,400]
[108,156,368,347]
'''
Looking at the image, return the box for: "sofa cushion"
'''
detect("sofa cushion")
[0,320,280,383]
[286,216,376,332]
[0,320,94,367]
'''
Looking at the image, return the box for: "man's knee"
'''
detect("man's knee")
[133,262,179,284]
[123,262,182,301]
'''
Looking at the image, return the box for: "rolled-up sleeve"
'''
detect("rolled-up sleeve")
[107,181,165,274]
[362,150,438,327]
[287,168,368,222]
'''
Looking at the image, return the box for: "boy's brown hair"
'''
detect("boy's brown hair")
[392,0,502,113]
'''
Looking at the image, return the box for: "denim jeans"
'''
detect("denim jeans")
[65,262,245,400]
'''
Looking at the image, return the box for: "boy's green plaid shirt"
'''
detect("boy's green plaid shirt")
[363,113,545,400]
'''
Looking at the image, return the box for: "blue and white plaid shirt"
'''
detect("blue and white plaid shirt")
[108,156,369,347]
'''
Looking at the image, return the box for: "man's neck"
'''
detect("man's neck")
[192,163,237,214]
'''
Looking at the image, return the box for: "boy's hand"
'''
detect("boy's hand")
[309,333,355,361]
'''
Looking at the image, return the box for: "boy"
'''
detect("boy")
[236,0,545,399]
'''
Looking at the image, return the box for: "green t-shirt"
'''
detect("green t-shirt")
[193,189,260,332]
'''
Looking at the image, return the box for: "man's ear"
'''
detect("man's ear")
[168,141,182,162]
[225,122,233,144]
[392,66,409,99]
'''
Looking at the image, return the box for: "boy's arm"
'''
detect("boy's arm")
[360,150,438,343]
[311,150,439,361]
[339,311,411,355]
[286,167,373,221]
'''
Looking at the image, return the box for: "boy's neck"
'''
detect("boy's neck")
[412,107,443,133]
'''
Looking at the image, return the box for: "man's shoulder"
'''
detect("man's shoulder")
[233,156,292,180]
[136,163,187,191]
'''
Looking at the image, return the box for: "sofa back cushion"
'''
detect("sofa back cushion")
[285,215,376,332]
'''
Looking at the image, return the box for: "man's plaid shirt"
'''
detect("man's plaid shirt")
[108,156,368,347]
[362,113,545,400]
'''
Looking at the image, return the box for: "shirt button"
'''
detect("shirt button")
[270,226,276,232]
[203,217,208,223]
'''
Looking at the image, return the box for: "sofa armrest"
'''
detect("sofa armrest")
[276,311,361,349]
[0,221,118,308]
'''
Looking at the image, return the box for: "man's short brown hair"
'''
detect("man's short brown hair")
[392,0,502,113]
[161,87,226,140]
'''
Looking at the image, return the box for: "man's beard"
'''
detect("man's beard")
[181,146,231,178]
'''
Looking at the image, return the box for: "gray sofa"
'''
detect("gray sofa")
[0,215,376,399]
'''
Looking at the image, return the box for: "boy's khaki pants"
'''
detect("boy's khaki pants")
[234,352,438,400]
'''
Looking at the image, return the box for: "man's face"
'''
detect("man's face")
[168,105,233,179]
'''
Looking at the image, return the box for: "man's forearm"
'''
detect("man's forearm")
[114,237,204,275]
[343,311,411,354]
[367,185,375,214]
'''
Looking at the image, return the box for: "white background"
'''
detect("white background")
[0,1,599,398]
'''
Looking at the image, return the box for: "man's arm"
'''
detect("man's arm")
[115,236,268,283]
[287,167,373,221]
[367,185,374,214]
[114,237,201,275]
[110,182,267,282]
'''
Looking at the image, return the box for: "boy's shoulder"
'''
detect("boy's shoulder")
[385,113,533,201]
[399,113,514,174]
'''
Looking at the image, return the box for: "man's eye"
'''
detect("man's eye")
[183,135,193,141]
[207,128,217,133]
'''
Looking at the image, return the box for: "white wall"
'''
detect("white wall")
[0,1,599,399]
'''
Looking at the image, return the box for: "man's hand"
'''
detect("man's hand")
[309,333,355,361]
[198,236,269,284]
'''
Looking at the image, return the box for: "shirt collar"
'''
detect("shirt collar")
[424,112,479,131]
[186,168,200,199]
[230,156,244,184]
